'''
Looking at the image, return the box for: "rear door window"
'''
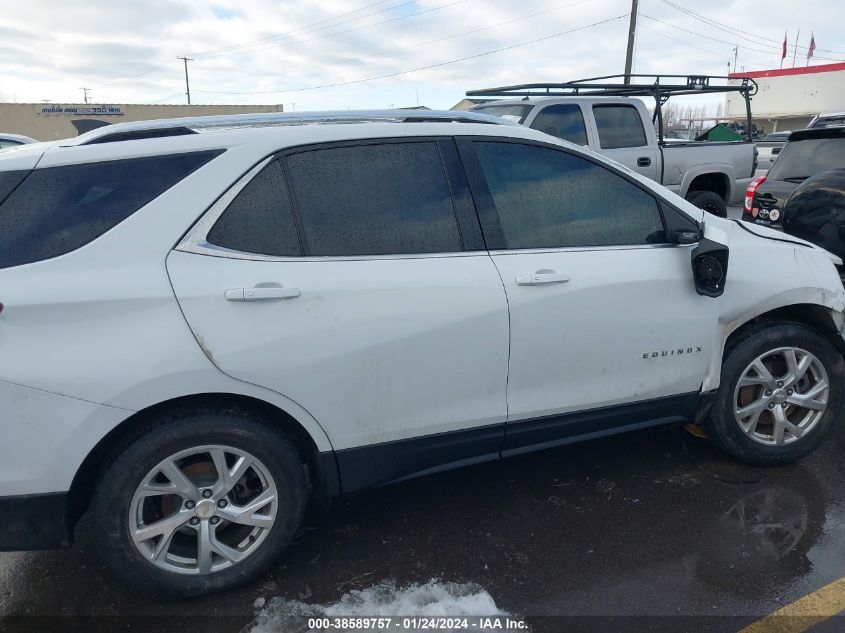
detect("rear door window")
[0,151,221,269]
[593,105,648,149]
[529,104,588,145]
[286,142,463,257]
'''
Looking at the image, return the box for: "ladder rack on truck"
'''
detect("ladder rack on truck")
[466,74,758,144]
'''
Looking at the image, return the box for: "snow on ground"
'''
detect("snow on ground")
[249,579,508,632]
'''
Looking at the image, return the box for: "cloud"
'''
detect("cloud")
[0,0,842,110]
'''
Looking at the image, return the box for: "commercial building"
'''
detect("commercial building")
[727,61,845,134]
[0,103,283,141]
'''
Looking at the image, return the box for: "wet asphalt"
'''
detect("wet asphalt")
[5,207,842,633]
[3,421,845,632]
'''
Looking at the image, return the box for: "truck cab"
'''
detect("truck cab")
[468,75,760,217]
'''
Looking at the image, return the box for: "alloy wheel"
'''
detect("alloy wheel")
[128,445,277,575]
[733,347,830,446]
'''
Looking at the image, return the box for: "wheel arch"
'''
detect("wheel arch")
[686,171,731,201]
[66,392,340,537]
[724,303,845,357]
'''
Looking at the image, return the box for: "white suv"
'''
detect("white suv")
[2,111,844,596]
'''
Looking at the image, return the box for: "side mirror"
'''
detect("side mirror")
[691,238,729,297]
[671,229,701,245]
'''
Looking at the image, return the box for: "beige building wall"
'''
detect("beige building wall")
[0,103,284,141]
[726,62,845,133]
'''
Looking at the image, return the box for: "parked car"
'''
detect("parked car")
[778,169,845,279]
[0,132,37,150]
[2,110,844,597]
[756,131,791,171]
[809,111,845,129]
[469,80,758,218]
[743,127,845,227]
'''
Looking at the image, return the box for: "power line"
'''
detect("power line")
[92,1,420,91]
[200,0,470,59]
[659,0,845,58]
[195,13,627,95]
[194,0,416,58]
[256,0,590,81]
[640,13,841,62]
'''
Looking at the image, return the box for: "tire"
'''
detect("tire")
[705,322,845,465]
[93,410,307,597]
[686,190,727,218]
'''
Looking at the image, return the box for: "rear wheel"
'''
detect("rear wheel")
[686,190,727,217]
[705,323,844,464]
[94,411,307,597]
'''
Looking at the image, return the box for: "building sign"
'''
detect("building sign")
[38,105,124,116]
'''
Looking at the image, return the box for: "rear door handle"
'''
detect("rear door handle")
[637,156,652,167]
[515,272,570,286]
[224,287,301,302]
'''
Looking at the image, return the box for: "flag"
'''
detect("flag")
[808,34,816,59]
[782,32,788,60]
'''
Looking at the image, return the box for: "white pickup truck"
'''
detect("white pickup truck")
[468,76,759,217]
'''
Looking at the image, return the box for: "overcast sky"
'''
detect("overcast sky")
[1,0,843,111]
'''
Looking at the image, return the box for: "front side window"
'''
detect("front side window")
[529,104,588,145]
[593,105,648,149]
[0,150,221,269]
[286,142,463,257]
[206,159,302,257]
[474,141,666,249]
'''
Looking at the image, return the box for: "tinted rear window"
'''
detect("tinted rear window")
[768,138,845,181]
[593,105,648,148]
[0,151,220,269]
[287,142,463,257]
[0,169,29,202]
[529,104,588,145]
[206,159,302,257]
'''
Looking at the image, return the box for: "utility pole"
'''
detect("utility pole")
[80,87,91,104]
[177,56,194,105]
[623,0,639,84]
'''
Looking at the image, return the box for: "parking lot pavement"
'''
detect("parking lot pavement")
[4,421,845,633]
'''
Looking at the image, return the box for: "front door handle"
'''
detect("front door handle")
[515,272,570,286]
[637,156,652,167]
[224,287,301,302]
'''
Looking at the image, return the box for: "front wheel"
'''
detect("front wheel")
[686,190,727,218]
[705,323,845,465]
[93,411,307,597]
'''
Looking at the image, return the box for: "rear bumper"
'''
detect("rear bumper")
[0,492,71,551]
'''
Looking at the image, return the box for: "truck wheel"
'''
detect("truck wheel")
[686,190,727,217]
[93,411,307,597]
[705,323,844,465]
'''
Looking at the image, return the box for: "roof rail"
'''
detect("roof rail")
[71,110,514,145]
[467,74,758,144]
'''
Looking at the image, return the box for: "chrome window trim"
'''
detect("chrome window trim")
[488,243,690,256]
[177,155,274,256]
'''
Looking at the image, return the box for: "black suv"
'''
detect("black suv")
[743,127,845,228]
